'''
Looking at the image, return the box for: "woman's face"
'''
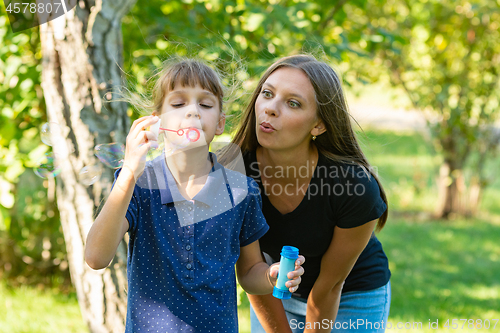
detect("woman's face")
[255,67,323,152]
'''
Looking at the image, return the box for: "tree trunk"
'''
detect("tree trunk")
[435,163,464,219]
[40,0,137,331]
[467,175,483,217]
[435,162,483,219]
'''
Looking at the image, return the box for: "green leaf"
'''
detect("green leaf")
[244,13,265,32]
[5,160,25,182]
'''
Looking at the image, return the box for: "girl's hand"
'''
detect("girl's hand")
[269,255,305,293]
[122,115,159,181]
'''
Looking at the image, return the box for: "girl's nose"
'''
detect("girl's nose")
[185,105,200,118]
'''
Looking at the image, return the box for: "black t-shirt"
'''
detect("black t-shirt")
[243,151,391,299]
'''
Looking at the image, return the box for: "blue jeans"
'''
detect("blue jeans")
[250,281,391,333]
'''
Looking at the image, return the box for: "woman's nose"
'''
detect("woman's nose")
[264,101,279,117]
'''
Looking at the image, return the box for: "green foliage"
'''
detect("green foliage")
[361,0,500,184]
[0,13,69,285]
[121,0,391,130]
[0,14,43,190]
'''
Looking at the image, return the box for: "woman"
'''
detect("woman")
[232,55,391,333]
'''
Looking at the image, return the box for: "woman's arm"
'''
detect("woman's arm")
[304,219,378,333]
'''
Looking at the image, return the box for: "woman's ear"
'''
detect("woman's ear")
[311,121,327,137]
[215,113,226,135]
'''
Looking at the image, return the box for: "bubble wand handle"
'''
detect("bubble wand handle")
[273,246,299,299]
[159,127,185,135]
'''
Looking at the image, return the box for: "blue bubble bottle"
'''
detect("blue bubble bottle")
[273,246,299,299]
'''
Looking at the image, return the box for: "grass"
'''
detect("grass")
[377,217,500,333]
[0,282,87,333]
[359,129,442,213]
[1,129,499,332]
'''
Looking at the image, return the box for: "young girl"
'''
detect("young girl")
[84,59,305,333]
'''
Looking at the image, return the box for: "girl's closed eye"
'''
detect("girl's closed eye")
[170,99,185,107]
[199,102,214,109]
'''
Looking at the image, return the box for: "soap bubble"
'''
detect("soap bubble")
[94,143,125,169]
[34,153,61,179]
[79,165,102,186]
[186,128,201,142]
[147,133,166,162]
[40,122,61,146]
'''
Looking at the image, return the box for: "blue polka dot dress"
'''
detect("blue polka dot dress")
[114,152,268,332]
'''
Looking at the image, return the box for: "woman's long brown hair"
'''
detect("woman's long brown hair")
[231,54,388,231]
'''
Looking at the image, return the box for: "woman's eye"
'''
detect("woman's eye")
[288,100,300,108]
[262,90,273,98]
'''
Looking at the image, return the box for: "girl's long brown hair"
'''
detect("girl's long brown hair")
[232,54,388,231]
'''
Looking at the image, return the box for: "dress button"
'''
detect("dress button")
[188,206,193,211]
[186,245,192,251]
[186,263,192,270]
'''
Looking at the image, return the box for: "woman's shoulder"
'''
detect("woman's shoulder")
[316,153,377,185]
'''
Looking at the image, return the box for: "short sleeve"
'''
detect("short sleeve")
[113,168,140,233]
[335,165,387,229]
[239,178,269,247]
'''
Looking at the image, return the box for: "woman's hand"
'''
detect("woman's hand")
[269,255,306,293]
[122,115,159,181]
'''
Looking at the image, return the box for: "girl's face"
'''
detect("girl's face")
[255,67,325,152]
[158,83,225,149]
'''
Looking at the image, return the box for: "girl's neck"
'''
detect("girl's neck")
[165,145,212,184]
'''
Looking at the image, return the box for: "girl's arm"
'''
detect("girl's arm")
[84,116,159,269]
[236,240,304,294]
[236,241,305,332]
[247,293,293,333]
[304,219,378,333]
[84,168,134,269]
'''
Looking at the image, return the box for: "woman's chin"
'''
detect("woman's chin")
[256,136,283,150]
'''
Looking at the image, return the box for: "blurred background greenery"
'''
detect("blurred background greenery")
[1,0,499,332]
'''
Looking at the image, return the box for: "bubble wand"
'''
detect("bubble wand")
[159,127,201,142]
[150,119,201,144]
